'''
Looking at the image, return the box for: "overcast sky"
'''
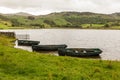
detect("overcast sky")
[0,0,120,15]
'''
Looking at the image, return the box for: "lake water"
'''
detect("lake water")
[1,29,120,60]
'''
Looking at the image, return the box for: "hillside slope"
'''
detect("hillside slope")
[0,12,120,29]
[0,36,120,80]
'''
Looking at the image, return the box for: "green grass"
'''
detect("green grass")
[109,26,120,30]
[82,24,104,29]
[0,22,13,29]
[0,20,12,29]
[0,36,120,80]
[0,23,9,29]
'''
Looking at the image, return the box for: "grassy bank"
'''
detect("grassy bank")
[0,36,120,80]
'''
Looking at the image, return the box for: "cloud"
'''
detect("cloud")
[0,7,20,13]
[0,0,120,15]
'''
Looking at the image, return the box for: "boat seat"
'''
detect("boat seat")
[75,50,79,53]
[83,50,87,53]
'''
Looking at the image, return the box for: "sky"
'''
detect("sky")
[0,0,120,15]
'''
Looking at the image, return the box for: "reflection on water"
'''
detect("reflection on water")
[1,29,120,60]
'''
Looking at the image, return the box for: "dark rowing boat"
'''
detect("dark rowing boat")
[32,44,67,52]
[58,48,102,57]
[18,40,40,46]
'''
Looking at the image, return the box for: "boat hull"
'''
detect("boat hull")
[18,40,40,46]
[32,44,67,52]
[58,48,102,57]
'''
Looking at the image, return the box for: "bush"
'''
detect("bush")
[104,24,110,28]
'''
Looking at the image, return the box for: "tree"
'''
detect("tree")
[28,16,35,20]
[44,20,56,27]
[11,19,21,27]
[30,23,44,28]
[104,23,110,28]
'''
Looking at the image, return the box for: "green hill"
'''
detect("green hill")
[1,12,120,29]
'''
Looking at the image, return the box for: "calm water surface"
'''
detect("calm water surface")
[1,29,120,60]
